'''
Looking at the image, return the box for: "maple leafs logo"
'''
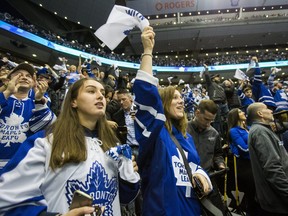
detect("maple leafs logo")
[0,113,27,147]
[65,161,118,215]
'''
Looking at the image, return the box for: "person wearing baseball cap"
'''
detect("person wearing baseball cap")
[36,65,65,116]
[0,62,56,170]
[7,62,36,79]
[202,64,229,137]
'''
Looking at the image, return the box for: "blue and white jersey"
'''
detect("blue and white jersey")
[133,70,212,216]
[66,71,80,85]
[267,73,288,112]
[252,66,276,108]
[0,92,55,169]
[0,132,140,215]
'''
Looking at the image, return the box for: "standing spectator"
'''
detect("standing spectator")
[247,102,288,216]
[36,65,65,116]
[250,57,276,111]
[237,80,255,113]
[203,65,229,137]
[112,89,138,156]
[222,79,241,109]
[227,108,258,215]
[187,99,226,216]
[0,63,55,169]
[0,77,140,215]
[267,67,288,112]
[134,27,212,216]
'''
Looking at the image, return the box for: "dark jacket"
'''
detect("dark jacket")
[248,122,288,214]
[187,120,224,173]
[111,108,127,144]
[204,73,226,103]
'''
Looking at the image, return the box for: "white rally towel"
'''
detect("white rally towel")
[234,68,249,81]
[95,5,150,50]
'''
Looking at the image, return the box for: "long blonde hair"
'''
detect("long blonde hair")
[47,78,119,170]
[159,86,187,137]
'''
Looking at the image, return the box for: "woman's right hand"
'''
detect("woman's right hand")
[141,26,155,53]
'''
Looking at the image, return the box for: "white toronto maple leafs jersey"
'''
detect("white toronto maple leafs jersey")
[0,134,139,215]
[0,92,55,169]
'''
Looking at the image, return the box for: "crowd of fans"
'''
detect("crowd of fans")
[0,19,288,215]
[1,11,287,68]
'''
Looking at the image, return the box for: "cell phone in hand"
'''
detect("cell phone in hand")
[118,126,128,134]
[192,176,204,199]
[70,190,102,216]
[70,190,93,210]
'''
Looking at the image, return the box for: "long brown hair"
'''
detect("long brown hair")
[47,78,119,170]
[159,86,187,137]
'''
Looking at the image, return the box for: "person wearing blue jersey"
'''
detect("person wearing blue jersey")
[267,68,288,112]
[227,108,258,215]
[0,77,140,216]
[0,63,55,170]
[250,56,276,111]
[237,80,255,113]
[133,26,212,216]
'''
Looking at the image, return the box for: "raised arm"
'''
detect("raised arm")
[139,26,155,75]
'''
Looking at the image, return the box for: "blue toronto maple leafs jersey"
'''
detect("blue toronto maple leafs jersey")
[133,70,212,216]
[0,132,140,215]
[0,92,55,169]
[252,66,276,108]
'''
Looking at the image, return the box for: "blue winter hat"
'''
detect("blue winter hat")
[37,68,52,79]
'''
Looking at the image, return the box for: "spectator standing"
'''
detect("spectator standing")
[247,102,288,216]
[227,108,258,215]
[134,26,212,216]
[222,79,241,109]
[0,63,55,169]
[187,99,226,216]
[237,80,255,113]
[267,67,288,112]
[250,57,276,111]
[203,65,229,137]
[0,77,140,215]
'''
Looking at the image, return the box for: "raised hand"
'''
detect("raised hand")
[35,79,49,100]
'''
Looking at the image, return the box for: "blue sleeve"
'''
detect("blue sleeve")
[29,106,56,133]
[132,70,166,169]
[4,204,47,216]
[0,92,8,108]
[118,178,140,205]
[230,128,249,153]
[267,73,275,92]
[252,66,262,101]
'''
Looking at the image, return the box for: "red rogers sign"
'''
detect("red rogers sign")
[155,0,196,12]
